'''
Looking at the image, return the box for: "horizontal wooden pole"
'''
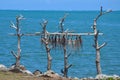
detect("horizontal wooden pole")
[48,32,103,36]
[9,32,103,36]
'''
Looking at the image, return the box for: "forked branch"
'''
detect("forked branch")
[59,14,68,33]
[92,7,112,74]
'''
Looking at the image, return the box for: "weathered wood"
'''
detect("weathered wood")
[63,44,67,77]
[92,6,112,74]
[8,11,111,77]
[11,51,17,58]
[63,43,72,78]
[59,15,72,77]
[42,38,52,71]
[10,15,24,70]
[40,20,52,71]
[48,32,103,36]
[40,20,48,38]
[59,14,68,33]
[9,33,40,36]
[9,32,103,36]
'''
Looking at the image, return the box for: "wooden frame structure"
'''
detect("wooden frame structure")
[9,7,112,77]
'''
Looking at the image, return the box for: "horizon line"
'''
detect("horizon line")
[0,9,119,12]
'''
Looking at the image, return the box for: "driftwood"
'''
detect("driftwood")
[10,15,24,70]
[92,6,112,74]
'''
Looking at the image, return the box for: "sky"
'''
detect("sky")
[0,0,120,11]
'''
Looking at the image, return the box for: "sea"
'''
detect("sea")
[0,10,120,78]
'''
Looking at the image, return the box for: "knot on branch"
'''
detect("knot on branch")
[96,60,100,63]
[17,34,22,37]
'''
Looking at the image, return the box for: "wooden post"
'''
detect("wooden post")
[92,6,112,74]
[40,20,52,71]
[42,38,52,71]
[59,15,72,77]
[10,15,24,70]
[62,35,72,78]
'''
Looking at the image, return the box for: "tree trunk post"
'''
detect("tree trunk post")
[92,6,112,74]
[46,40,52,71]
[62,35,72,78]
[16,17,21,68]
[10,15,24,70]
[59,14,72,77]
[42,38,52,71]
[63,42,67,77]
[40,20,52,71]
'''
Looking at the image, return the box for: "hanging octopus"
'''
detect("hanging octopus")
[56,35,61,48]
[54,35,57,47]
[61,35,66,46]
[78,35,83,48]
[48,35,51,43]
[75,36,79,48]
[50,35,54,47]
[67,36,72,45]
[68,36,73,49]
[72,36,76,49]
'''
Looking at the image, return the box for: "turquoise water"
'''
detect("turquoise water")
[0,10,120,78]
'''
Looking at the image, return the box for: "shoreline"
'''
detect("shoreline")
[0,64,120,80]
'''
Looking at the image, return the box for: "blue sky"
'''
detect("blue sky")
[0,0,120,11]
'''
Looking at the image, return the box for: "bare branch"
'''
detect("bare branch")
[102,10,112,15]
[43,20,48,25]
[98,42,107,49]
[16,15,25,20]
[95,6,112,21]
[67,53,72,58]
[11,51,17,58]
[40,20,48,28]
[59,14,68,24]
[40,20,48,39]
[59,13,68,33]
[10,21,17,29]
[64,29,69,33]
[92,7,111,75]
[67,64,72,69]
[20,33,24,37]
[95,6,103,21]
[40,22,43,28]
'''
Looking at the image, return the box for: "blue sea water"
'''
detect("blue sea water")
[0,10,120,78]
